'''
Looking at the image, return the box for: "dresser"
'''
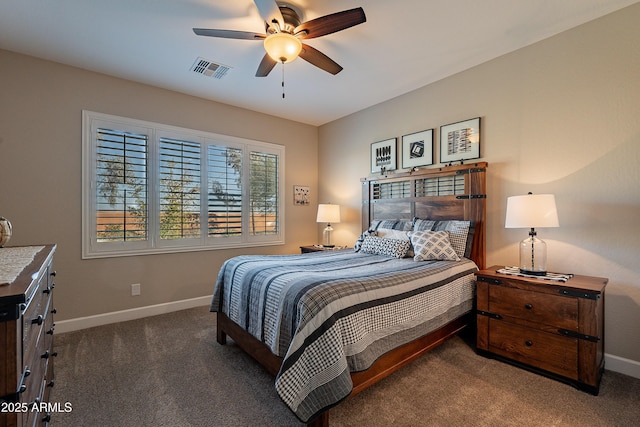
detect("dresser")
[1,245,57,426]
[475,265,607,395]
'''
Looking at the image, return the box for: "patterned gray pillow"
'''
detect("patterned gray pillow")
[432,220,470,259]
[412,218,436,232]
[412,218,473,258]
[360,235,411,259]
[353,230,374,252]
[411,230,460,261]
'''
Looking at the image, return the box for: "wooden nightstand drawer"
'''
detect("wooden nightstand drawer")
[489,285,578,330]
[488,320,578,380]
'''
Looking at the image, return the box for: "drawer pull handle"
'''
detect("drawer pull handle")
[41,350,50,359]
[525,340,533,347]
[43,287,51,294]
[42,413,52,423]
[51,308,57,314]
[32,315,44,325]
[51,271,57,277]
[17,368,31,394]
[524,303,533,310]
[47,380,55,388]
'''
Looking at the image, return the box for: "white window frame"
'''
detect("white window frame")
[82,111,285,259]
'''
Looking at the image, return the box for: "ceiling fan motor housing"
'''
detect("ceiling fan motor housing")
[266,5,301,34]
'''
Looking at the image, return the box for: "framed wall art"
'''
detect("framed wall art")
[294,185,310,205]
[370,138,397,174]
[402,129,433,169]
[440,117,481,164]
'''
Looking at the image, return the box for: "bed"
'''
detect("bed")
[211,162,487,426]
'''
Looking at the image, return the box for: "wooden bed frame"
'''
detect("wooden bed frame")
[216,162,488,426]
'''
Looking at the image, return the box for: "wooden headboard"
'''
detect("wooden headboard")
[361,162,488,269]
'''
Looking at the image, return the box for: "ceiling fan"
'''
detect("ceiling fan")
[193,0,366,77]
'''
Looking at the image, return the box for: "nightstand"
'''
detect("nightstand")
[475,266,607,395]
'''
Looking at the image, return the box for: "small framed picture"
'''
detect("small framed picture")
[440,117,481,164]
[371,138,397,174]
[402,129,433,169]
[294,185,310,205]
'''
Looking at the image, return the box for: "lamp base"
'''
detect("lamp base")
[519,268,547,276]
[518,233,548,278]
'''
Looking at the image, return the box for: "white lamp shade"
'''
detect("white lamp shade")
[263,32,302,63]
[505,194,559,228]
[316,204,341,223]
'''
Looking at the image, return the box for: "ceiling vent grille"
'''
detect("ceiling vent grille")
[190,57,231,79]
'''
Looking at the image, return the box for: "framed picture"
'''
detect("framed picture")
[439,117,481,164]
[371,138,397,174]
[294,185,310,205]
[402,129,433,169]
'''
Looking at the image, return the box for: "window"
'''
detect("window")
[82,111,284,258]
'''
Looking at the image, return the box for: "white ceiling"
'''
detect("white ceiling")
[1,0,637,126]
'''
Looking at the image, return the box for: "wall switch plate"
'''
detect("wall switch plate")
[131,283,141,296]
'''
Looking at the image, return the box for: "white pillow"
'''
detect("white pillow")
[411,230,460,261]
[376,228,410,241]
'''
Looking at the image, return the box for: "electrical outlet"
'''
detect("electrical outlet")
[131,283,141,296]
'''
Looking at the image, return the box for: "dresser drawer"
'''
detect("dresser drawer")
[489,319,578,380]
[489,285,578,330]
[22,347,46,407]
[22,273,51,356]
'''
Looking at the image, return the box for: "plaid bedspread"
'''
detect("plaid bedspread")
[211,250,477,422]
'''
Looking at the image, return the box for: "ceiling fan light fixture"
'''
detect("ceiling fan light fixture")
[263,32,302,63]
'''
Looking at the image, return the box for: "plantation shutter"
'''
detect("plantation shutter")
[95,128,148,242]
[250,151,279,235]
[158,137,201,240]
[207,145,243,237]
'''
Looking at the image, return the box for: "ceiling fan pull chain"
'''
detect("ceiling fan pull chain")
[281,60,285,99]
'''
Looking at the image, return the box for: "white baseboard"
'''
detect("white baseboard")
[55,295,212,334]
[605,353,640,380]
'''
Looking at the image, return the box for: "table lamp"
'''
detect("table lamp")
[505,193,559,276]
[316,204,340,247]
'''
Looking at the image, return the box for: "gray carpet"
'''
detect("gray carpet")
[50,306,639,427]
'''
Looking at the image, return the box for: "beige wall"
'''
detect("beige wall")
[318,4,640,364]
[0,49,318,320]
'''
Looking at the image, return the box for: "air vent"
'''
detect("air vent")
[190,57,231,79]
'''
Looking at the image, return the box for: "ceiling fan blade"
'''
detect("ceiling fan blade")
[193,28,265,40]
[294,7,366,39]
[254,0,285,30]
[256,53,277,77]
[299,44,343,75]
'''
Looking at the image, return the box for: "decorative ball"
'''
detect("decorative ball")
[0,217,12,247]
